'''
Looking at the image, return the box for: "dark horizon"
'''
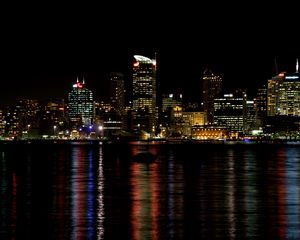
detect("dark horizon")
[1,3,299,106]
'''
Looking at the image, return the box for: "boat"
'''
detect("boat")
[131,151,157,163]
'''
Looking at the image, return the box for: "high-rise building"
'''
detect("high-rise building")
[267,59,300,116]
[132,55,157,133]
[109,72,125,116]
[277,73,300,116]
[67,78,94,126]
[267,73,284,116]
[213,90,247,134]
[202,69,222,124]
[254,85,267,127]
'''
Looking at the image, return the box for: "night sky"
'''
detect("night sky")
[1,3,299,106]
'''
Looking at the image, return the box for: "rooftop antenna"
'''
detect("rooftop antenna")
[296,58,299,73]
[76,76,79,83]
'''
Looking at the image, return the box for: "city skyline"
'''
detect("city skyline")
[1,50,299,106]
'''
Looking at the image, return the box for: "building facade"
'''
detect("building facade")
[132,55,157,133]
[67,79,94,126]
[110,72,125,116]
[214,91,247,134]
[202,69,222,124]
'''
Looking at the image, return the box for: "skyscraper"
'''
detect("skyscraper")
[254,85,267,127]
[277,72,300,116]
[267,59,300,116]
[132,55,157,133]
[267,73,284,116]
[109,72,125,116]
[213,90,247,134]
[67,78,94,126]
[202,69,222,124]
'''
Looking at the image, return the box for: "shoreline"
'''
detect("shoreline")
[1,138,300,146]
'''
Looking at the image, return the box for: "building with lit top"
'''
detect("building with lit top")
[213,90,247,134]
[132,55,157,133]
[277,69,300,116]
[67,78,94,126]
[267,59,300,116]
[202,69,222,124]
[267,73,284,116]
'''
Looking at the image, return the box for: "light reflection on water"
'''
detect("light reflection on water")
[0,143,300,239]
[284,148,300,239]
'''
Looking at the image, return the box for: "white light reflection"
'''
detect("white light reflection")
[227,150,236,239]
[97,146,105,239]
[244,150,257,238]
[285,148,300,239]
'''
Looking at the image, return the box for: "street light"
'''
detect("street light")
[53,125,57,137]
[98,125,103,139]
[27,124,31,139]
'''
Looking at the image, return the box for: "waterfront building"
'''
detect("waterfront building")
[254,85,267,127]
[267,59,300,117]
[67,78,94,126]
[202,69,222,124]
[110,72,125,116]
[191,125,229,140]
[132,55,157,134]
[277,73,300,116]
[267,73,285,116]
[213,90,247,135]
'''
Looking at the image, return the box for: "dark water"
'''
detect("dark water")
[1,142,300,239]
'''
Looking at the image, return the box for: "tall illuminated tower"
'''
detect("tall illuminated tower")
[110,72,125,116]
[267,73,284,116]
[67,78,94,126]
[202,69,222,123]
[267,59,300,116]
[132,55,157,133]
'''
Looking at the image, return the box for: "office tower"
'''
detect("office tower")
[254,85,267,127]
[277,72,300,116]
[267,59,300,116]
[213,90,247,134]
[132,55,157,133]
[109,72,125,116]
[67,78,94,126]
[202,69,222,123]
[267,73,284,116]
